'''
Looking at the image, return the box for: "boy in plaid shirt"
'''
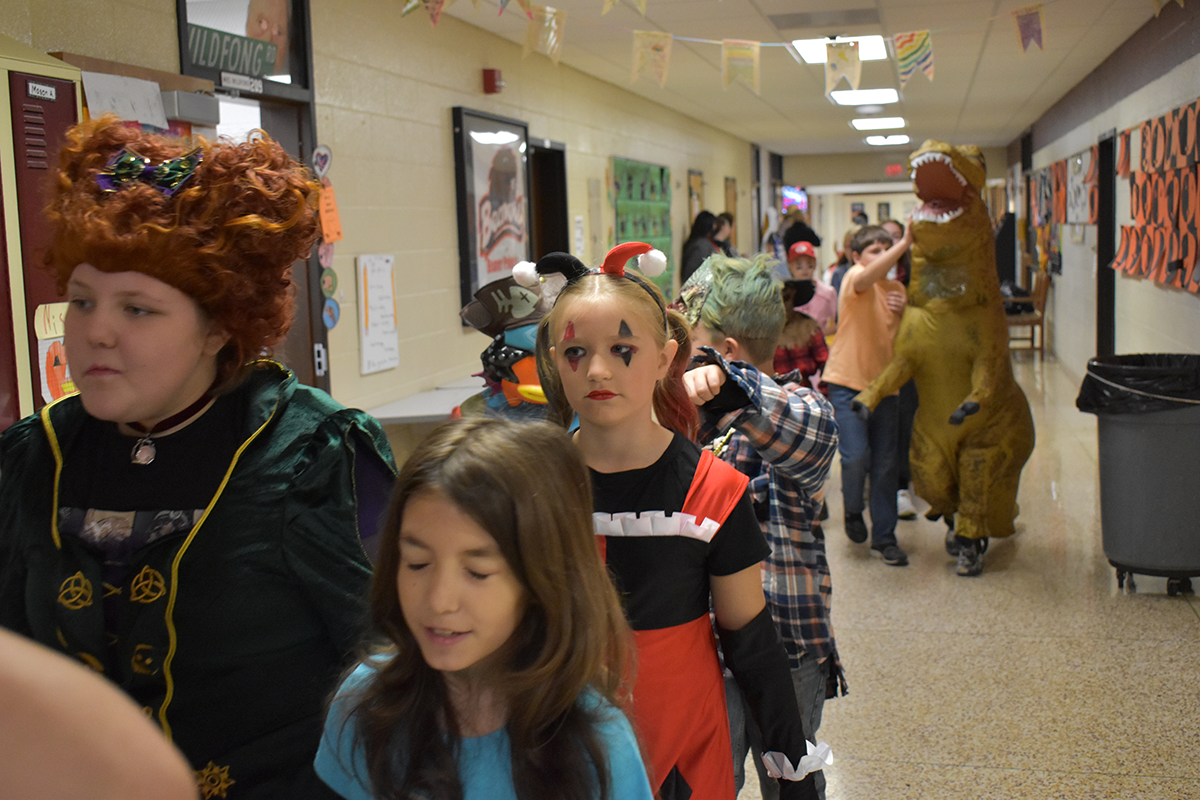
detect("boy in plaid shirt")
[677,254,843,800]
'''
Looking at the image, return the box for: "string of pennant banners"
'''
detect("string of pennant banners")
[399,0,1185,95]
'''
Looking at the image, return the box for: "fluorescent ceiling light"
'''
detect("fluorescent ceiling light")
[792,36,887,64]
[866,135,910,146]
[830,88,898,106]
[851,117,905,131]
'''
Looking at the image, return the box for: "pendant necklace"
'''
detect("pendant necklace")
[127,391,215,466]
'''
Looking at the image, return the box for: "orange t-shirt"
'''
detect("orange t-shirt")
[821,264,904,393]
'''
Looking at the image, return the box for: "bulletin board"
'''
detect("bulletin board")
[612,157,673,294]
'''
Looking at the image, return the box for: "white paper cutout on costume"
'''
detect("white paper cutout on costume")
[761,740,834,781]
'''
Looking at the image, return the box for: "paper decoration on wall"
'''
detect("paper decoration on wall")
[401,0,420,16]
[357,254,400,374]
[1171,166,1199,287]
[1030,168,1052,226]
[320,267,338,298]
[1013,5,1043,52]
[323,297,340,329]
[310,144,332,179]
[612,157,673,294]
[722,40,761,94]
[604,0,647,14]
[1066,149,1092,225]
[825,41,861,94]
[632,30,672,88]
[893,30,934,87]
[318,178,344,243]
[1085,144,1099,225]
[422,0,445,25]
[1151,0,1186,16]
[524,5,566,64]
[1117,129,1132,177]
[500,0,533,18]
[1051,159,1068,224]
[1165,100,1199,169]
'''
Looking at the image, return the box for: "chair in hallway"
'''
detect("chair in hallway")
[1008,270,1050,356]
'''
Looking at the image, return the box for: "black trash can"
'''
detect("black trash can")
[1077,354,1200,594]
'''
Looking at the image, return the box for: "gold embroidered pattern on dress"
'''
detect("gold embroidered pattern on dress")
[131,644,158,675]
[129,566,166,603]
[58,572,93,609]
[195,762,236,799]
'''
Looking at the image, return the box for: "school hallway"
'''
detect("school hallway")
[742,352,1200,800]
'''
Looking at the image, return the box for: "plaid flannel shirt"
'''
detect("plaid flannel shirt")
[696,349,840,673]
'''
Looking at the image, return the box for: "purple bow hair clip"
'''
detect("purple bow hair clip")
[96,147,203,197]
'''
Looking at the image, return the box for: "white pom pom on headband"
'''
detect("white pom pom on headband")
[514,242,670,334]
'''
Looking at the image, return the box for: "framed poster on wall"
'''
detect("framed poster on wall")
[612,157,673,294]
[452,107,530,308]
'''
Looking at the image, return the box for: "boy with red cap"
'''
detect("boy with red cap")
[785,242,838,337]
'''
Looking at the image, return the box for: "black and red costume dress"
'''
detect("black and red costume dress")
[591,432,767,800]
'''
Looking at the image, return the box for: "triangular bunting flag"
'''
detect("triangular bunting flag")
[632,31,673,88]
[825,41,861,94]
[722,40,761,94]
[1013,5,1043,52]
[524,5,567,65]
[400,0,421,16]
[501,0,533,17]
[423,0,446,26]
[1151,0,1185,15]
[892,30,933,87]
[603,0,648,14]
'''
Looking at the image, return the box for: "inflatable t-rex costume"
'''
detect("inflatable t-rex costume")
[855,140,1035,555]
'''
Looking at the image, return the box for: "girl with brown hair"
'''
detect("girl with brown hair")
[533,245,819,800]
[315,417,652,800]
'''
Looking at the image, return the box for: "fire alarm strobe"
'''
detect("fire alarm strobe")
[483,69,504,94]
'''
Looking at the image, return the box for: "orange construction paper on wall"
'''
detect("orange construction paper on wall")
[318,178,344,243]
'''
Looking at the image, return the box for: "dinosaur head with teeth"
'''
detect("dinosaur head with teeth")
[906,140,997,306]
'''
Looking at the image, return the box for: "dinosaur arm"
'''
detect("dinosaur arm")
[951,323,1008,423]
[854,353,913,412]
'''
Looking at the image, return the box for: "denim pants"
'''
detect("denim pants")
[726,655,829,800]
[826,383,899,547]
[897,379,918,488]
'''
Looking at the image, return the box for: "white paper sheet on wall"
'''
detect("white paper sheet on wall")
[356,254,400,375]
[81,71,169,129]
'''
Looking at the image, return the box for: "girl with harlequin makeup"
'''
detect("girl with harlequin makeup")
[534,244,820,800]
[0,117,396,799]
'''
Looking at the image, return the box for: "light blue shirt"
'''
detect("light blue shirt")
[315,661,654,800]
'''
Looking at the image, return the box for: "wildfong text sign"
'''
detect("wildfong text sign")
[188,25,279,78]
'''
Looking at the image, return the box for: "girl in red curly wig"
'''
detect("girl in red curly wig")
[0,116,397,799]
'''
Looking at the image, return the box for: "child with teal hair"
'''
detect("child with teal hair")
[679,254,842,800]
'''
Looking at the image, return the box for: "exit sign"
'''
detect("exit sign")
[885,164,905,178]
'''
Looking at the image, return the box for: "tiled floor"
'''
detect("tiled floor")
[742,352,1200,800]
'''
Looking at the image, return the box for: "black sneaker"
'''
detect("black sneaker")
[844,513,868,544]
[955,536,987,576]
[945,524,961,556]
[871,543,909,566]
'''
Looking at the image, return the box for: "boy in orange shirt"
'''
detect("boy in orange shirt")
[821,225,912,565]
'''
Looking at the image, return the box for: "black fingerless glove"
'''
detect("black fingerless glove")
[718,606,819,800]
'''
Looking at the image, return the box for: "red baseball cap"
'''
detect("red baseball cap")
[788,241,816,260]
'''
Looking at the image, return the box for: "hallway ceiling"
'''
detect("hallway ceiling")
[445,0,1157,155]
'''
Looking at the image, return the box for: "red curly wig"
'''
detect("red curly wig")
[44,116,321,392]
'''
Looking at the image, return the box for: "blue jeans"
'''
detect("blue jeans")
[827,383,899,548]
[898,380,918,488]
[727,656,829,800]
